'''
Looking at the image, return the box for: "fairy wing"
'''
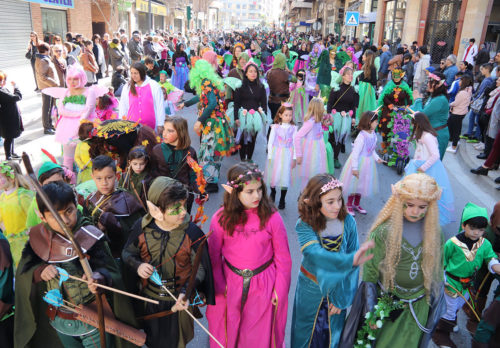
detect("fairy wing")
[223,77,243,91]
[41,87,67,99]
[89,85,109,98]
[167,89,184,103]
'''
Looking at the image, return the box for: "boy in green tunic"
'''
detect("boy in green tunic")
[15,181,137,348]
[432,202,500,348]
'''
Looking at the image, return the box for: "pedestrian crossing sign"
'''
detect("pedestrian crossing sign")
[345,11,359,26]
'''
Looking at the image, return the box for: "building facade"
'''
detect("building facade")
[217,0,272,30]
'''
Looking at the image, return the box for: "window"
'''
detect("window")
[236,4,240,9]
[41,8,67,38]
[383,0,406,44]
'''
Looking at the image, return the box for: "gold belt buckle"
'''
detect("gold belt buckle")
[241,269,253,278]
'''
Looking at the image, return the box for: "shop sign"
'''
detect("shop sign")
[23,0,74,8]
[118,0,133,11]
[136,0,167,16]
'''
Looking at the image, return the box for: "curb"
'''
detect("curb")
[456,139,499,189]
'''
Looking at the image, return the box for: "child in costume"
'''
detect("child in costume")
[292,42,309,74]
[151,116,201,214]
[377,68,413,153]
[327,66,359,169]
[340,111,384,216]
[431,202,500,348]
[289,69,308,124]
[119,146,153,209]
[179,60,237,193]
[95,93,118,122]
[0,231,14,346]
[355,50,378,125]
[294,98,328,190]
[292,174,374,348]
[171,43,191,90]
[265,104,297,210]
[340,173,445,348]
[405,112,454,225]
[84,155,144,258]
[158,70,184,117]
[42,64,107,169]
[0,161,34,264]
[15,181,138,348]
[305,43,323,99]
[122,177,215,348]
[25,161,75,230]
[206,162,292,348]
[74,121,94,185]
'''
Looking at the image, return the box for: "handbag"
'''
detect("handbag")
[25,50,32,60]
[470,95,484,113]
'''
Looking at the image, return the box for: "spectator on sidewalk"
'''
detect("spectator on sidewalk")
[111,65,127,97]
[0,71,23,160]
[109,38,127,72]
[128,33,144,64]
[491,51,500,77]
[120,35,131,66]
[63,42,78,66]
[463,38,478,67]
[80,40,98,86]
[378,44,392,83]
[477,77,500,159]
[92,34,107,82]
[443,54,458,87]
[102,33,110,77]
[476,44,491,68]
[413,46,431,92]
[388,47,404,72]
[458,60,474,77]
[26,32,39,92]
[35,42,59,135]
[463,63,495,142]
[402,53,414,88]
[447,74,473,153]
[51,44,67,88]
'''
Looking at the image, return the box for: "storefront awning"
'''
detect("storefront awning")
[22,0,74,9]
[136,0,166,16]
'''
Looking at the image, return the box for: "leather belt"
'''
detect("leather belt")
[434,124,448,131]
[270,92,290,98]
[300,265,318,284]
[225,258,273,311]
[47,305,77,321]
[446,271,473,286]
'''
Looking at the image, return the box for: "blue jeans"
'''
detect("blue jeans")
[466,110,482,139]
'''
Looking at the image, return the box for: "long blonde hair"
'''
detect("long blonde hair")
[304,97,324,123]
[368,173,442,298]
[0,161,31,190]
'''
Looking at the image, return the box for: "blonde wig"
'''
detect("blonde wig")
[304,97,325,123]
[369,173,442,298]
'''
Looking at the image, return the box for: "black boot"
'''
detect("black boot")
[278,189,287,210]
[470,166,489,175]
[270,187,276,203]
[495,177,500,184]
[432,318,457,348]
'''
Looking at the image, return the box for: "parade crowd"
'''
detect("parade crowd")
[0,27,499,348]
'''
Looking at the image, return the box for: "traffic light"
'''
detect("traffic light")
[187,5,192,21]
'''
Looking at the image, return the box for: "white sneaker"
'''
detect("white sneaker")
[446,146,457,153]
[474,143,485,151]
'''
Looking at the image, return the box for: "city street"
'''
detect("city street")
[3,62,498,348]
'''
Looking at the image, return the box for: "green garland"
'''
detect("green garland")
[377,80,413,107]
[62,95,87,105]
[354,293,404,348]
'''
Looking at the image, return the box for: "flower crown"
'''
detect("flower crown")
[0,161,14,179]
[226,168,263,189]
[320,178,343,194]
[428,73,445,86]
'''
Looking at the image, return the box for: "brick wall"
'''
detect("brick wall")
[30,4,43,36]
[91,0,119,35]
[67,0,93,38]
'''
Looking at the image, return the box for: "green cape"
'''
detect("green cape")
[377,79,414,107]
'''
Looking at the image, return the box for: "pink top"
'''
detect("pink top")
[449,86,472,115]
[127,84,156,129]
[414,131,440,171]
[293,118,323,158]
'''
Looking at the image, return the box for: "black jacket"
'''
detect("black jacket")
[233,79,268,119]
[0,87,23,139]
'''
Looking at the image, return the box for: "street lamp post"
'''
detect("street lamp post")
[148,0,152,31]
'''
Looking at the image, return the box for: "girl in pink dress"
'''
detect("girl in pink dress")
[207,162,292,348]
[294,97,328,190]
[118,62,165,132]
[42,64,107,169]
[339,111,385,216]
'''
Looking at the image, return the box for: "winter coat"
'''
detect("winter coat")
[0,86,23,139]
[35,54,59,90]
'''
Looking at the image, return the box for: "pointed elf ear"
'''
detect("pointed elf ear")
[221,184,233,194]
[146,200,164,221]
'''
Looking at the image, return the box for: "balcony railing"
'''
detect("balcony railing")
[291,1,313,10]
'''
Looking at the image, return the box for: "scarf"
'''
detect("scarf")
[486,86,500,110]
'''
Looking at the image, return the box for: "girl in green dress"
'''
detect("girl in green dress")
[341,173,446,348]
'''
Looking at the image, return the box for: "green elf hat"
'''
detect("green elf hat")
[159,70,168,76]
[37,161,62,180]
[460,202,489,229]
[392,68,405,79]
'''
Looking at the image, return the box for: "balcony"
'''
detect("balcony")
[291,1,313,10]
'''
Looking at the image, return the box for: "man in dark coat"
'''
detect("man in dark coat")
[0,72,23,160]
